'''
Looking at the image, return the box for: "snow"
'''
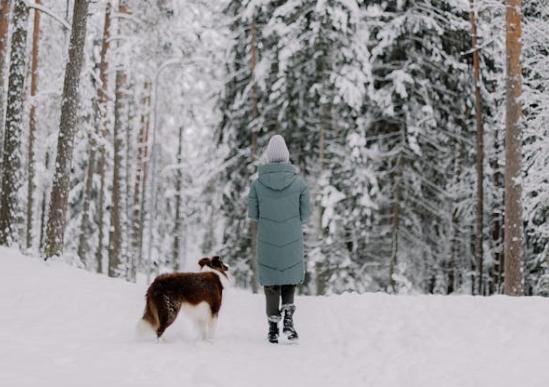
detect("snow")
[1,247,548,387]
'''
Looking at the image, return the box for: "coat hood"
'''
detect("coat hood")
[258,163,297,191]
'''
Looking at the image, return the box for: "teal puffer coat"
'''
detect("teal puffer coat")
[247,163,311,286]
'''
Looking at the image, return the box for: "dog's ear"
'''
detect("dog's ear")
[211,256,224,268]
[211,256,228,271]
[198,257,211,268]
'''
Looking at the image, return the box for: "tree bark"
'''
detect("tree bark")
[503,0,524,296]
[108,0,129,277]
[39,151,49,250]
[0,0,29,246]
[249,18,259,293]
[77,129,96,265]
[94,0,112,272]
[492,127,504,292]
[26,0,41,250]
[77,49,102,267]
[388,147,403,293]
[469,0,485,295]
[132,80,150,278]
[172,125,183,271]
[0,0,10,163]
[108,68,125,277]
[124,81,134,281]
[43,0,90,258]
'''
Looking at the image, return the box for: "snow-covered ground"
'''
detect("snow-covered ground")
[1,248,548,387]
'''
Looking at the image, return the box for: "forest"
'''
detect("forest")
[0,0,547,296]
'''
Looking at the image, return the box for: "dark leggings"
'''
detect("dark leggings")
[264,285,296,317]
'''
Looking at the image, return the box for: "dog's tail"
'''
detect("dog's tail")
[136,295,159,339]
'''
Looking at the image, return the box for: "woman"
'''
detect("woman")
[248,134,311,344]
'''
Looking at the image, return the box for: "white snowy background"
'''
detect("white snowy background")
[1,248,548,387]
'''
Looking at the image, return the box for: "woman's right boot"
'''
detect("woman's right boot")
[267,315,280,344]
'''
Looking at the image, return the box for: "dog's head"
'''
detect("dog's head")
[198,256,229,277]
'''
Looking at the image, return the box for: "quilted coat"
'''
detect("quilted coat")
[248,163,311,286]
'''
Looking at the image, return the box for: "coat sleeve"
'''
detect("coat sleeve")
[299,182,312,224]
[248,182,259,221]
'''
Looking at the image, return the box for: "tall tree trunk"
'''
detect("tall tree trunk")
[77,128,96,265]
[124,81,135,281]
[39,151,49,250]
[43,0,90,258]
[132,80,150,278]
[172,125,183,271]
[0,0,11,163]
[108,68,125,276]
[108,0,129,277]
[25,0,41,250]
[315,85,330,296]
[492,127,504,292]
[469,0,485,295]
[503,0,524,296]
[94,0,112,273]
[248,18,259,293]
[388,146,403,293]
[77,53,101,267]
[0,0,29,246]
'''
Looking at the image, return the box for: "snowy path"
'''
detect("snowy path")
[1,248,548,387]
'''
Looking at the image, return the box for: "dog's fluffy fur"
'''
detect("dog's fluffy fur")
[140,256,229,341]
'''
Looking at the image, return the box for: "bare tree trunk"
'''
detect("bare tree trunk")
[108,68,125,276]
[469,0,485,295]
[388,147,403,293]
[249,19,259,293]
[94,0,112,272]
[132,80,150,278]
[25,0,41,250]
[448,140,466,293]
[43,0,90,258]
[125,81,135,281]
[0,0,29,246]
[39,151,49,249]
[77,128,96,265]
[492,127,504,292]
[0,0,10,163]
[503,0,524,296]
[172,125,183,271]
[108,0,129,277]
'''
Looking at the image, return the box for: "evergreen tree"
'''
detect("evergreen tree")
[0,0,29,246]
[44,0,90,258]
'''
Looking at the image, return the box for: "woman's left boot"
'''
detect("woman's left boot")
[267,315,280,344]
[282,304,298,341]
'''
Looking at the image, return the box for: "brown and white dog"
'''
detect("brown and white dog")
[139,256,229,341]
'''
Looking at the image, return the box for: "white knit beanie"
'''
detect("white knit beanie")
[265,135,290,163]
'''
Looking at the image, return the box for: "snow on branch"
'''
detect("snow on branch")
[26,2,71,30]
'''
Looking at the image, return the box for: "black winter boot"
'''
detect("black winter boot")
[267,315,280,344]
[282,304,298,341]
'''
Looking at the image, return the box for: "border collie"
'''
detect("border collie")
[139,256,229,341]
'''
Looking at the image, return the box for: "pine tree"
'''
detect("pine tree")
[522,0,549,295]
[503,0,524,295]
[94,0,112,272]
[26,0,42,250]
[131,80,150,277]
[469,0,486,294]
[365,0,476,293]
[44,0,90,258]
[107,0,129,277]
[0,0,10,163]
[0,0,29,246]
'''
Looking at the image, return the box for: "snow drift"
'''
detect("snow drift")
[0,247,548,387]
